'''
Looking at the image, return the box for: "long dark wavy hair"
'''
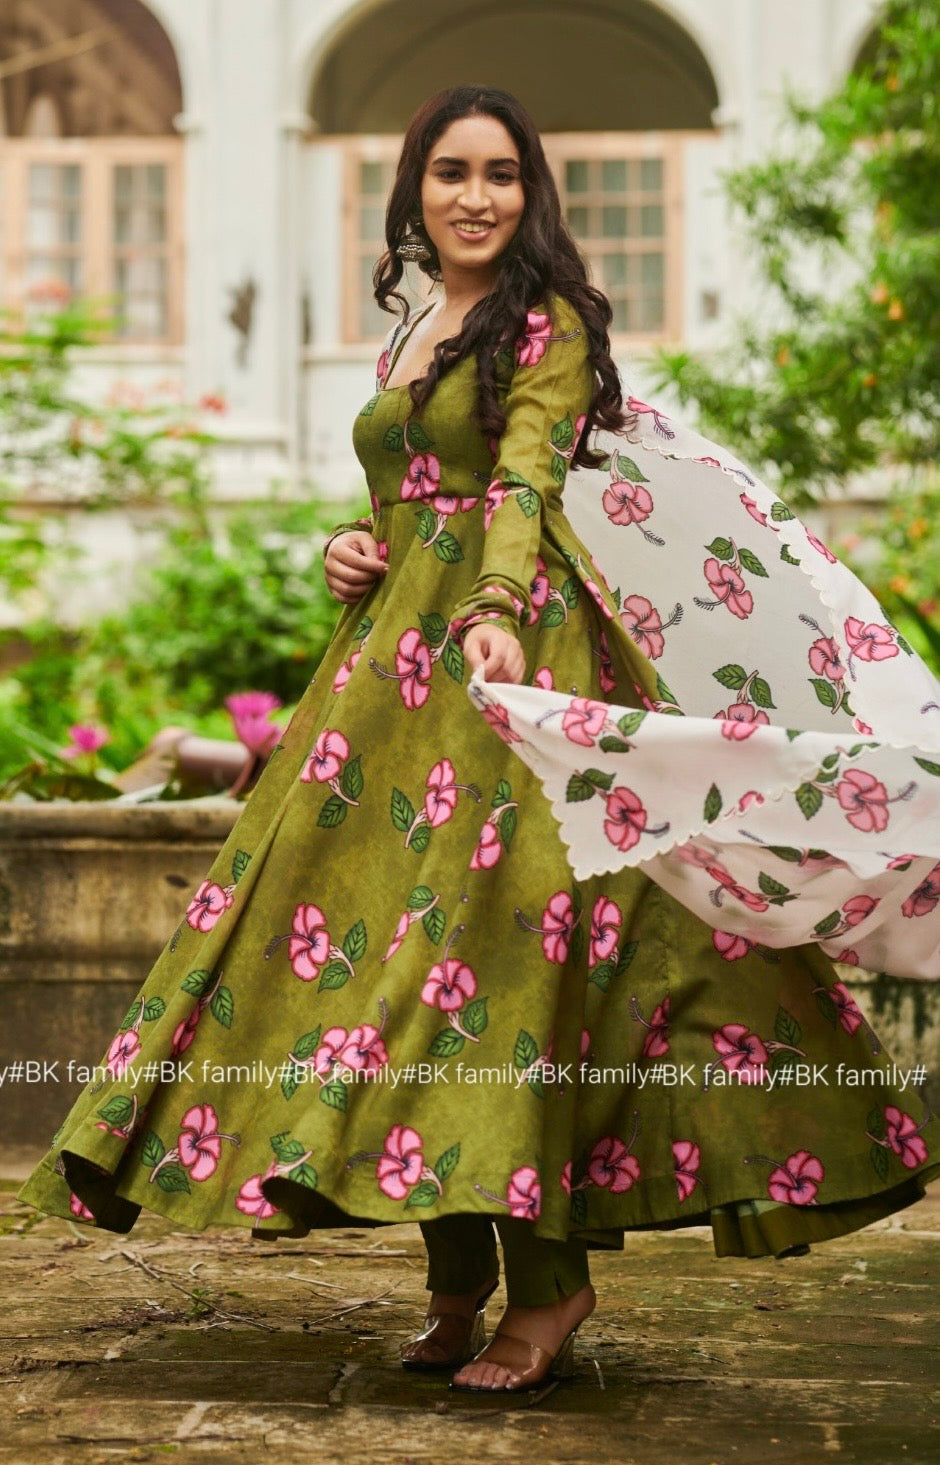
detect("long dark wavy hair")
[373,85,626,469]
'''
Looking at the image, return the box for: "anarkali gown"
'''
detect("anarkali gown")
[17,292,940,1262]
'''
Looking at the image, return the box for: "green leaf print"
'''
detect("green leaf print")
[655,672,679,705]
[141,1130,165,1167]
[550,453,567,486]
[770,501,794,521]
[155,1164,192,1194]
[767,846,802,862]
[320,961,350,990]
[814,989,839,1025]
[514,1030,539,1067]
[358,393,379,416]
[410,823,431,853]
[341,755,364,800]
[589,960,614,991]
[271,1134,305,1164]
[811,678,839,709]
[293,1026,323,1061]
[493,780,511,807]
[570,924,585,967]
[407,885,434,910]
[288,1161,318,1189]
[914,757,940,776]
[434,1143,461,1182]
[405,1180,440,1209]
[583,769,615,793]
[318,796,348,829]
[774,1007,802,1047]
[738,547,768,577]
[869,1142,890,1182]
[429,1029,465,1057]
[121,1000,141,1029]
[354,615,373,641]
[813,910,841,936]
[867,1105,886,1141]
[503,470,531,487]
[210,985,234,1028]
[618,711,647,736]
[463,997,489,1037]
[441,638,465,683]
[570,1189,588,1226]
[408,421,434,450]
[566,773,597,803]
[540,601,566,628]
[751,677,776,709]
[281,1066,301,1101]
[551,413,575,450]
[423,908,446,945]
[616,942,639,977]
[383,424,405,451]
[502,807,518,851]
[416,507,436,541]
[434,531,464,563]
[613,451,648,483]
[517,487,541,517]
[706,537,734,561]
[796,783,823,819]
[704,783,722,823]
[142,997,166,1021]
[896,634,913,656]
[320,1081,348,1112]
[97,1096,133,1126]
[342,920,367,963]
[419,611,448,647]
[232,848,251,883]
[391,788,415,832]
[780,545,801,565]
[713,663,747,691]
[561,576,581,608]
[181,969,215,997]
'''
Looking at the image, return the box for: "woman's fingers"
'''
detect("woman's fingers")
[464,627,525,685]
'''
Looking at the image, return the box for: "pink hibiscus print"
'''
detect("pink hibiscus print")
[377,1124,424,1200]
[712,1023,769,1082]
[602,479,654,527]
[703,558,753,619]
[707,864,769,913]
[713,931,754,962]
[806,531,837,563]
[827,982,865,1035]
[540,891,579,964]
[603,786,648,853]
[808,637,845,681]
[186,880,234,933]
[718,703,770,740]
[235,1163,281,1221]
[739,493,768,526]
[588,1136,640,1194]
[562,697,608,747]
[480,703,522,744]
[400,451,441,501]
[376,347,390,385]
[469,819,502,870]
[171,1007,202,1056]
[673,1140,701,1202]
[105,1028,140,1079]
[590,896,621,968]
[395,628,432,710]
[483,479,508,530]
[836,769,890,833]
[288,903,331,981]
[424,758,458,828]
[421,958,477,1012]
[640,997,670,1059]
[620,595,664,659]
[843,894,878,927]
[178,1103,238,1182]
[339,1024,388,1075]
[844,617,898,663]
[69,1192,95,1221]
[301,727,349,784]
[332,650,361,694]
[516,311,552,367]
[528,556,551,624]
[533,667,555,690]
[902,863,940,918]
[883,1106,928,1169]
[313,1025,351,1078]
[767,1150,825,1204]
[506,1164,541,1217]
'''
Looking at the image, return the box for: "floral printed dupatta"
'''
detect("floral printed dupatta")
[468,398,940,982]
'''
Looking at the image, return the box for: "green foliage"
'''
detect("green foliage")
[651,0,940,503]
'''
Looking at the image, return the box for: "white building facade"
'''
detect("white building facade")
[0,0,884,615]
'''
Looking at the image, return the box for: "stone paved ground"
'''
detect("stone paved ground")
[0,1153,937,1465]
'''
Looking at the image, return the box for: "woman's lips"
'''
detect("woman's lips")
[450,221,495,242]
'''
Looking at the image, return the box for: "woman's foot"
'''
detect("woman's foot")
[450,1282,596,1390]
[399,1273,500,1369]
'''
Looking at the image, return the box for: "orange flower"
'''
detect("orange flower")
[775,346,791,367]
[908,518,929,541]
[889,575,910,595]
[861,373,877,388]
[870,283,889,305]
[887,299,905,320]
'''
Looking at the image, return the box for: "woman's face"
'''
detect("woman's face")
[419,113,525,282]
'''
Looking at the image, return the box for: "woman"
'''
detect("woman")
[18,86,940,1395]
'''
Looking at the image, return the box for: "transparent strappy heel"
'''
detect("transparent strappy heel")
[399,1276,500,1371]
[447,1319,582,1392]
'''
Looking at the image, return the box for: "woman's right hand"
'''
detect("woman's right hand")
[324,530,389,604]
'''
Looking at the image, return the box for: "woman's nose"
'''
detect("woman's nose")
[457,176,491,210]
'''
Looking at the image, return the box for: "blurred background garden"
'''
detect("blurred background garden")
[0,0,937,801]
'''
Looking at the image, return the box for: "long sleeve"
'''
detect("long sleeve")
[448,294,594,642]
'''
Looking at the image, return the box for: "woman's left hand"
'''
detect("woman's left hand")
[463,624,526,685]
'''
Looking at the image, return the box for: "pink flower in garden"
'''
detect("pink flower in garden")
[400,452,441,501]
[828,983,865,1035]
[844,618,898,662]
[224,692,283,755]
[516,311,552,366]
[603,787,648,853]
[339,1024,388,1075]
[235,1164,280,1220]
[587,1136,640,1194]
[313,1025,350,1078]
[528,556,551,624]
[171,1007,202,1056]
[332,650,361,694]
[704,558,753,619]
[718,703,770,740]
[377,1124,424,1200]
[507,1165,541,1217]
[767,1150,825,1204]
[642,998,670,1059]
[178,1103,223,1181]
[483,480,508,530]
[842,894,878,927]
[470,820,502,870]
[69,1192,95,1221]
[287,903,331,981]
[602,479,654,527]
[836,769,890,833]
[901,863,940,918]
[562,697,608,747]
[533,666,555,690]
[739,493,768,526]
[713,931,754,962]
[480,702,522,744]
[590,897,621,968]
[806,531,837,563]
[60,722,110,759]
[301,728,350,784]
[884,1106,928,1169]
[421,958,477,1012]
[395,628,432,710]
[808,637,845,681]
[620,595,664,659]
[712,1023,769,1082]
[541,891,578,964]
[673,1140,701,1202]
[106,1028,140,1079]
[186,880,234,933]
[424,758,458,827]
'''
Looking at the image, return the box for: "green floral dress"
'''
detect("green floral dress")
[18,292,939,1260]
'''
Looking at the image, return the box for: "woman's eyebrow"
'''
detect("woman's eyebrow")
[430,155,520,167]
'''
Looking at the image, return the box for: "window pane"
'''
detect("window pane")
[641,252,663,285]
[114,256,167,338]
[114,165,133,201]
[611,297,631,332]
[146,164,165,198]
[566,205,590,236]
[360,161,385,194]
[601,159,627,192]
[26,256,82,293]
[565,159,589,193]
[601,205,627,238]
[640,158,663,190]
[359,204,385,240]
[602,253,627,287]
[640,204,663,237]
[639,293,663,330]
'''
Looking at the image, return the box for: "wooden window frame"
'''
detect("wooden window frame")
[0,136,184,347]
